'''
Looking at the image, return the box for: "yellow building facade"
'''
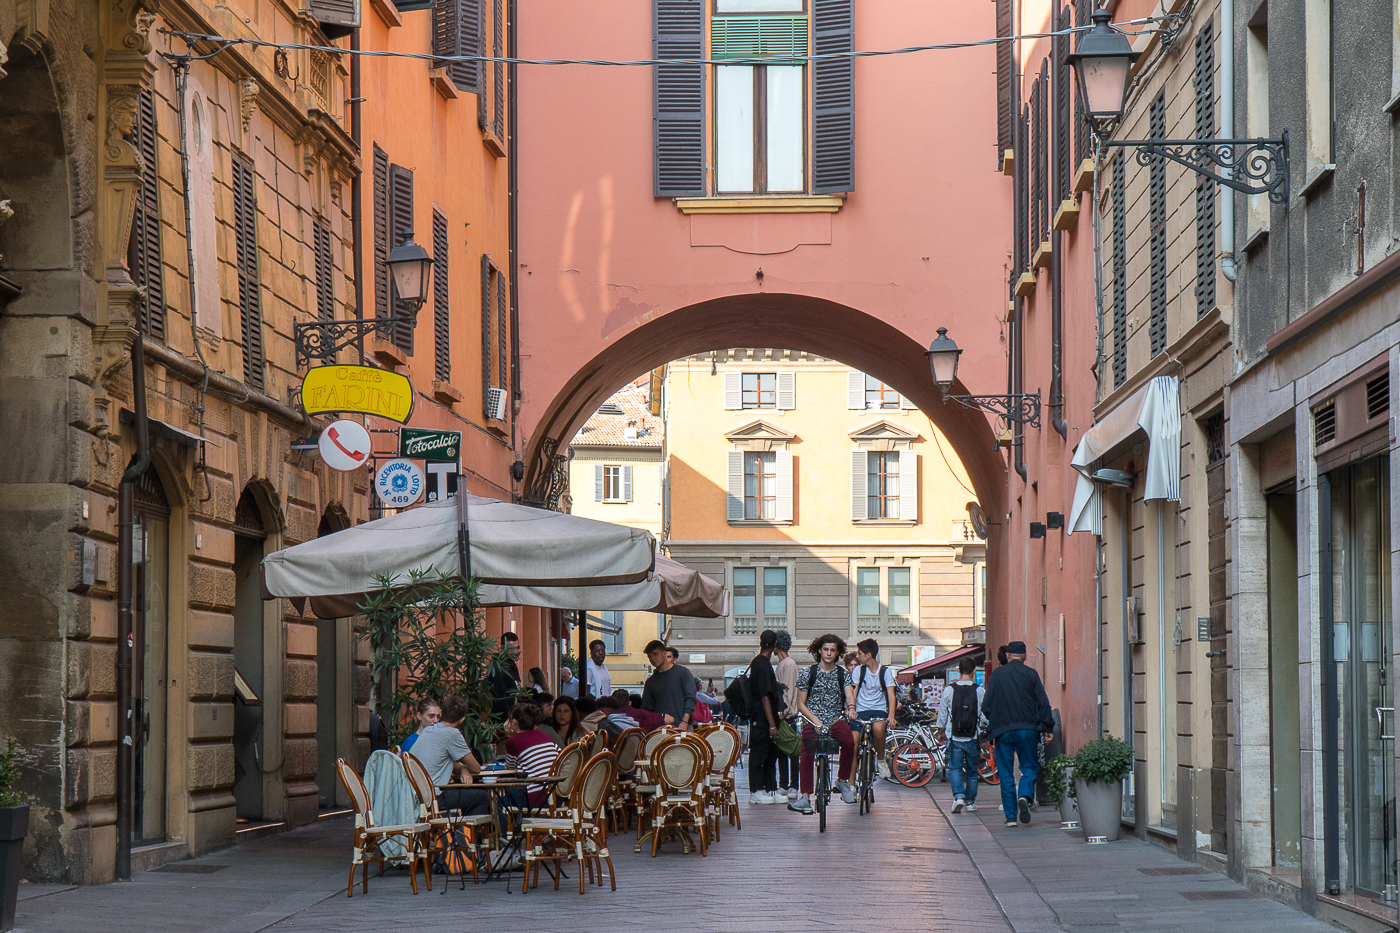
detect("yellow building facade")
[664,351,985,681]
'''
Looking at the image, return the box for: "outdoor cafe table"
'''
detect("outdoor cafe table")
[441,776,565,891]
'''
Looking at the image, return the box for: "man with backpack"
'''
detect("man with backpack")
[936,656,987,813]
[740,630,783,804]
[851,639,898,779]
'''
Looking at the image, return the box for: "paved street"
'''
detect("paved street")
[14,772,1341,933]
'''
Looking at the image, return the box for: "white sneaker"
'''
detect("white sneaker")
[876,760,891,780]
[749,791,776,805]
[839,781,856,805]
[965,802,979,812]
[788,795,812,813]
[952,797,966,814]
[784,787,799,800]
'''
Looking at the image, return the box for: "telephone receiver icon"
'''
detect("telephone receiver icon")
[327,426,366,462]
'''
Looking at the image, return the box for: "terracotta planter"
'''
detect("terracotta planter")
[0,805,28,933]
[1074,778,1122,843]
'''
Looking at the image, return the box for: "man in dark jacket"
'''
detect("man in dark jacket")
[982,641,1054,827]
[490,632,523,720]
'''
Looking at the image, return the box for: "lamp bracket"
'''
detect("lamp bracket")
[294,316,415,369]
[943,389,1042,428]
[1102,132,1289,203]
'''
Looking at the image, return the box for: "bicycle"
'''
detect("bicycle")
[800,713,841,832]
[889,740,940,787]
[852,720,876,814]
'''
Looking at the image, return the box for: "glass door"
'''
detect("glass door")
[134,511,170,844]
[1324,456,1394,900]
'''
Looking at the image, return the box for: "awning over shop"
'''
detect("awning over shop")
[1067,375,1181,535]
[897,644,985,682]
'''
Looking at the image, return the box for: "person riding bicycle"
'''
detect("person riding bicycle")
[790,633,858,813]
[935,655,986,813]
[850,638,898,780]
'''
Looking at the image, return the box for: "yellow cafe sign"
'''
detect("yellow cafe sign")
[302,366,415,423]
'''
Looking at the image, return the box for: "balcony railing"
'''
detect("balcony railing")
[734,615,787,636]
[856,616,914,636]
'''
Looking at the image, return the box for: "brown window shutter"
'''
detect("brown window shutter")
[480,253,493,416]
[373,145,389,320]
[996,0,1013,159]
[434,0,483,93]
[314,218,334,322]
[812,0,855,194]
[1054,7,1071,202]
[653,0,705,196]
[433,209,450,383]
[388,163,415,354]
[232,155,264,389]
[128,88,165,341]
[492,0,505,140]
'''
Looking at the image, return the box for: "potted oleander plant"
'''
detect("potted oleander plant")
[1072,736,1132,843]
[1042,753,1080,829]
[0,736,28,932]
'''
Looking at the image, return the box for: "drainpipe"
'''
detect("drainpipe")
[116,334,150,882]
[507,0,520,457]
[351,30,365,357]
[1219,0,1237,282]
[1012,0,1026,481]
[1051,227,1068,438]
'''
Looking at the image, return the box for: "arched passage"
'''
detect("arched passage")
[524,293,1006,523]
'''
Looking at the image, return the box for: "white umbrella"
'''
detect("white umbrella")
[261,494,655,615]
[479,555,730,617]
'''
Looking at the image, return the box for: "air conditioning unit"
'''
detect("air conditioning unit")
[487,386,508,421]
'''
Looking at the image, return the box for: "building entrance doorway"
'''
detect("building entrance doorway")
[133,469,170,845]
[1322,455,1395,900]
[232,489,268,820]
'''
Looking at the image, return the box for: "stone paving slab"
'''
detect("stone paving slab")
[925,777,1339,933]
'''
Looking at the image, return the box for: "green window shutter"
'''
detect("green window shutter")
[710,15,808,62]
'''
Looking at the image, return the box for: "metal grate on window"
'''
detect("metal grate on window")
[1148,92,1167,357]
[1111,158,1127,387]
[1314,402,1336,446]
[711,15,808,61]
[1193,23,1217,319]
[1367,371,1390,421]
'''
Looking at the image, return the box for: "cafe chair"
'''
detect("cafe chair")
[631,728,677,846]
[400,751,492,884]
[545,740,586,817]
[335,758,432,897]
[606,728,643,833]
[587,728,609,757]
[647,736,710,857]
[521,750,618,894]
[698,723,741,837]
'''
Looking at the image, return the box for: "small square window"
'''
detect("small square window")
[733,567,757,615]
[602,465,622,501]
[741,372,777,409]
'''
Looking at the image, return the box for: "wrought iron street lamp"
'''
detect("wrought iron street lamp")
[293,229,434,369]
[1068,8,1289,202]
[926,327,1042,427]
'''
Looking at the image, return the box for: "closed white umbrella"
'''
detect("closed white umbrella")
[261,494,656,616]
[479,555,729,617]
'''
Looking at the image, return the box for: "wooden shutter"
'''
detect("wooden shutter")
[775,449,793,522]
[996,0,1013,160]
[432,209,450,382]
[898,451,918,521]
[777,371,795,410]
[594,464,604,500]
[372,145,389,320]
[492,0,505,139]
[726,450,745,521]
[314,218,334,322]
[846,371,864,409]
[812,0,854,194]
[388,164,415,353]
[309,0,358,36]
[232,155,264,389]
[723,372,741,409]
[497,265,508,410]
[434,0,482,92]
[654,0,705,197]
[481,253,493,416]
[1111,158,1127,388]
[850,449,867,520]
[623,465,633,502]
[128,89,164,341]
[1193,23,1217,319]
[1074,0,1089,163]
[1054,8,1070,202]
[1148,92,1167,357]
[899,391,916,410]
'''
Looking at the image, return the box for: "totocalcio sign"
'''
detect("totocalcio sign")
[398,428,461,462]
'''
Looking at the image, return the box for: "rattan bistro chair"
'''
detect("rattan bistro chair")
[698,723,741,836]
[632,727,679,845]
[400,751,492,884]
[546,740,586,816]
[521,750,619,894]
[335,758,432,897]
[647,736,710,857]
[606,728,643,833]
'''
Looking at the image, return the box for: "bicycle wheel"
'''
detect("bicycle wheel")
[978,742,1001,784]
[856,744,871,815]
[816,755,829,832]
[861,746,875,813]
[891,742,937,787]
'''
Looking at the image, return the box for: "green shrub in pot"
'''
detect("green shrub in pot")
[1042,753,1075,803]
[1072,736,1132,843]
[1072,736,1132,784]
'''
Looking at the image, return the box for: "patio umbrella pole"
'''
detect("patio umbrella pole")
[456,486,471,581]
[578,610,588,699]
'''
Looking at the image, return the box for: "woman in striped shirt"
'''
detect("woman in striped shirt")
[502,704,559,805]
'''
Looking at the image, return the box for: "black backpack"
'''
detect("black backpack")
[950,683,980,736]
[857,664,890,709]
[724,665,753,720]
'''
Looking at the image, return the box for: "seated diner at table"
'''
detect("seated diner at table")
[398,697,441,755]
[502,703,560,806]
[408,695,491,816]
[614,689,672,732]
[550,695,587,746]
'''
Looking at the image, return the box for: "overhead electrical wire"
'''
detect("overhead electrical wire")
[159,17,1163,69]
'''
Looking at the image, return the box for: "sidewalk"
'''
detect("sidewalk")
[924,777,1340,933]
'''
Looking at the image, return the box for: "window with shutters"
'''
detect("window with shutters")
[372,146,389,321]
[1031,64,1048,249]
[387,163,415,353]
[1148,92,1167,357]
[1111,157,1127,387]
[712,13,808,193]
[314,219,334,323]
[601,464,624,501]
[433,0,482,92]
[1074,0,1090,163]
[1194,23,1217,318]
[595,610,625,654]
[865,375,899,410]
[1054,8,1070,203]
[867,450,899,518]
[232,154,264,389]
[742,372,777,408]
[128,89,165,341]
[492,0,505,139]
[432,209,450,383]
[497,259,508,402]
[995,0,1012,160]
[744,450,776,519]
